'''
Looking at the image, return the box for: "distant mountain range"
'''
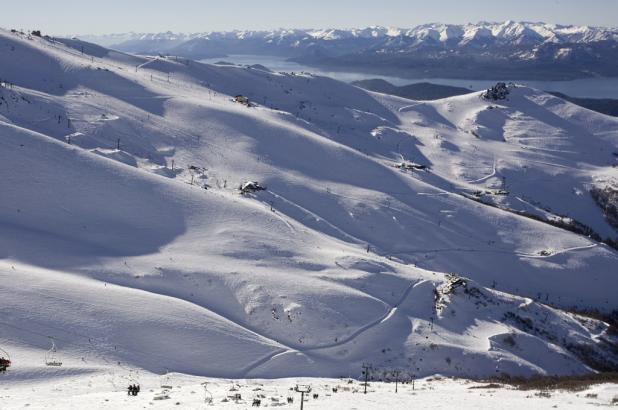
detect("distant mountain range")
[78,21,618,80]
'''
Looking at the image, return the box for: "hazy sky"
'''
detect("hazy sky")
[2,0,617,35]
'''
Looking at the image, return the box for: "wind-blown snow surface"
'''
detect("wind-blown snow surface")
[3,374,618,410]
[1,29,618,388]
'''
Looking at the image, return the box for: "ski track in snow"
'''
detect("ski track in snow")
[244,280,420,374]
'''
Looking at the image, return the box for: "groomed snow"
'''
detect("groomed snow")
[2,372,618,409]
[0,28,617,401]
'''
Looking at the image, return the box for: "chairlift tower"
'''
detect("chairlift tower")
[361,363,372,394]
[393,369,401,393]
[295,384,312,410]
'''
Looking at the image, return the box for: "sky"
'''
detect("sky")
[2,0,617,35]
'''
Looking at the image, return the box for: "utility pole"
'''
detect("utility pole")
[393,369,401,393]
[362,363,371,394]
[295,385,311,410]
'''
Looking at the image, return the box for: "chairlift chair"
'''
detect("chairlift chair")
[45,337,63,367]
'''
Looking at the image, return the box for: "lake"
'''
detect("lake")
[200,54,618,99]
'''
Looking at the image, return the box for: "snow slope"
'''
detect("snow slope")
[1,29,618,387]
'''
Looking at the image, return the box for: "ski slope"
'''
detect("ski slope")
[1,29,617,389]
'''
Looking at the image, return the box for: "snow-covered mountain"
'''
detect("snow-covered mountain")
[1,28,618,386]
[81,21,618,49]
[76,22,618,79]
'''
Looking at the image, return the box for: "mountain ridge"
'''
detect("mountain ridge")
[351,79,618,117]
[76,21,618,46]
[71,21,618,80]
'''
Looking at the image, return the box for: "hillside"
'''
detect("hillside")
[548,92,618,117]
[352,79,473,100]
[353,79,618,118]
[1,28,618,389]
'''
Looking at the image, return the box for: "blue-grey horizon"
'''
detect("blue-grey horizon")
[1,0,616,36]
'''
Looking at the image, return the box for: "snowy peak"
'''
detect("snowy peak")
[72,22,618,79]
[80,21,618,48]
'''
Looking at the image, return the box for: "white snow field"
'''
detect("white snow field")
[3,373,618,410]
[1,29,618,407]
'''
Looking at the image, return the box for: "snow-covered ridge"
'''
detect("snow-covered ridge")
[0,28,617,384]
[77,21,618,47]
[74,21,618,79]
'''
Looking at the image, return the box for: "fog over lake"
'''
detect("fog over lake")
[201,54,618,99]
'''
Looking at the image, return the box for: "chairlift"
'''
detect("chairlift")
[0,347,12,372]
[202,382,214,405]
[160,368,173,390]
[45,337,63,367]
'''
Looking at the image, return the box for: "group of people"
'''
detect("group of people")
[127,384,140,396]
